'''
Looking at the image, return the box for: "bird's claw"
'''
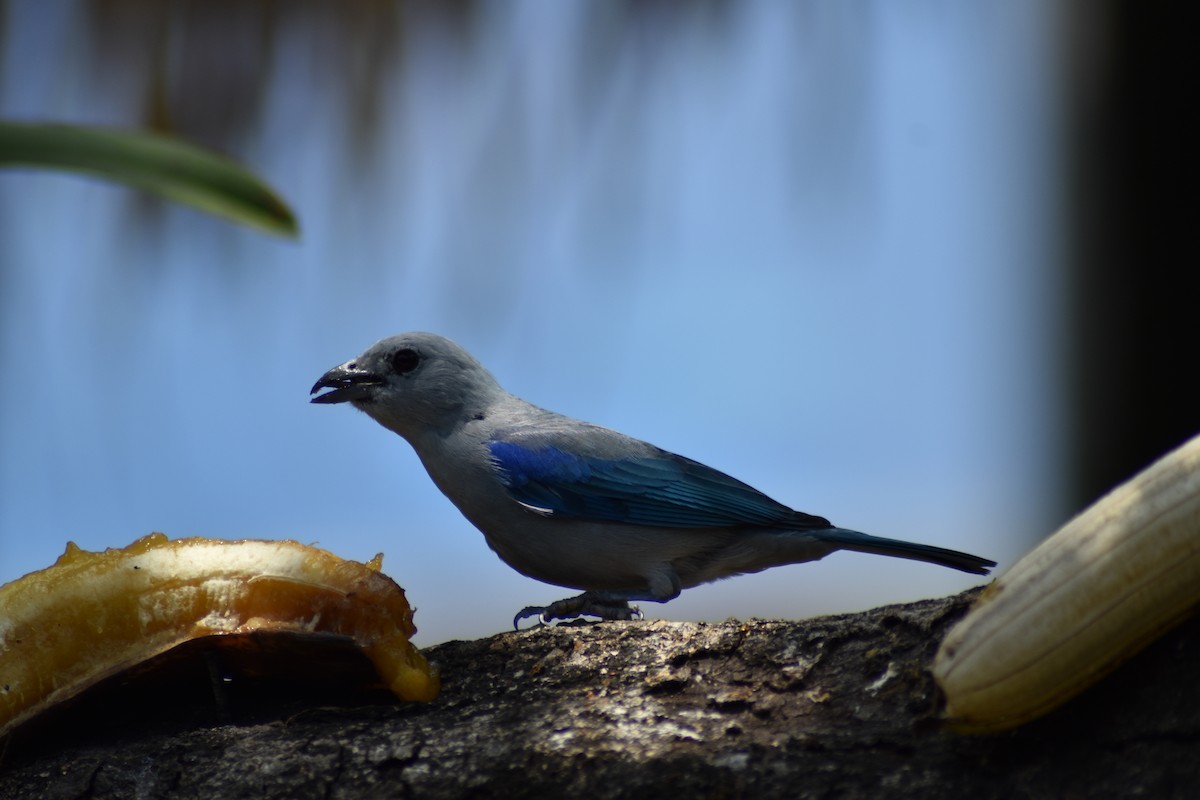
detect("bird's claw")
[512,594,642,630]
[513,606,552,630]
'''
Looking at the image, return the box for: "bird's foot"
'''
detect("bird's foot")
[513,592,643,630]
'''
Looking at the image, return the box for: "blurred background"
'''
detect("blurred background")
[0,1,1194,645]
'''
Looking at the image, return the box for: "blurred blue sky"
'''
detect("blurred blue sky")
[0,1,1066,644]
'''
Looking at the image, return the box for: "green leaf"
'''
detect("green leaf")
[0,122,298,237]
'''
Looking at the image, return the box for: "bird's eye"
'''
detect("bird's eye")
[390,348,421,375]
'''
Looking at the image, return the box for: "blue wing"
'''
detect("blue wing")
[486,438,831,530]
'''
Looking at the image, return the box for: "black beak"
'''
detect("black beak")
[310,363,384,404]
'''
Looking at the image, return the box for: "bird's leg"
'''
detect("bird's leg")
[513,591,644,629]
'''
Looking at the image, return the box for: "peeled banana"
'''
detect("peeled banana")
[0,533,439,737]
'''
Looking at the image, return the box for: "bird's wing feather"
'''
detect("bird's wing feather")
[485,428,830,530]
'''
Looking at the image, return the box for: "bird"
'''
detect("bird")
[311,332,995,628]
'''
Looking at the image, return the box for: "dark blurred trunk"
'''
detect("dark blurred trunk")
[1065,2,1199,510]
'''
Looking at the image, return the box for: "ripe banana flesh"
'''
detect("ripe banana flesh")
[0,533,439,737]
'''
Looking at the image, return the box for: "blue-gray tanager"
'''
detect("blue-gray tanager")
[311,332,994,628]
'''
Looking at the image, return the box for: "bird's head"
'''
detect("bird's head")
[310,332,501,439]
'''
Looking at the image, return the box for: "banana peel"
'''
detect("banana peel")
[934,433,1200,732]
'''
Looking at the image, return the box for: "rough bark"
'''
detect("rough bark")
[2,589,1197,799]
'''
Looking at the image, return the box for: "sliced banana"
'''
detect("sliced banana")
[0,534,439,737]
[933,433,1200,732]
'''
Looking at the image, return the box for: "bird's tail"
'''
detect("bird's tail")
[815,528,995,575]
